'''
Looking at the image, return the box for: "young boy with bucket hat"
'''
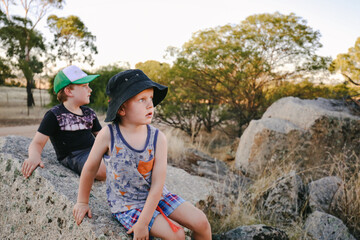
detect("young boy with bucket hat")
[22,65,106,180]
[73,69,211,239]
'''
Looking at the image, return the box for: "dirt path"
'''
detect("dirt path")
[0,124,38,138]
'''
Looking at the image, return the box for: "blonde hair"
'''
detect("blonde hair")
[56,84,74,103]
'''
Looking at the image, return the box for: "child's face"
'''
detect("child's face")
[118,88,154,125]
[68,83,92,105]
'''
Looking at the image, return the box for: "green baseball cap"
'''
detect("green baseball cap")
[54,65,100,94]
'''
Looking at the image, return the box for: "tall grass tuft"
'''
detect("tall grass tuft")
[328,151,360,238]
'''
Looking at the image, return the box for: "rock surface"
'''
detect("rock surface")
[304,211,356,240]
[257,170,306,226]
[0,135,219,239]
[235,97,360,179]
[308,176,343,215]
[213,224,289,240]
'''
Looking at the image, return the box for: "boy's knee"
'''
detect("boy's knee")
[192,211,211,232]
[161,227,185,240]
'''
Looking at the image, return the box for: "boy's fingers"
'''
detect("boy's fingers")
[23,165,31,178]
[39,161,44,168]
[88,209,92,218]
[21,163,27,176]
[126,228,133,234]
[76,212,84,225]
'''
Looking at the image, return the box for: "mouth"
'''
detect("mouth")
[146,112,153,118]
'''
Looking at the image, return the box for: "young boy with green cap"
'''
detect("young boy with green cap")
[22,65,106,180]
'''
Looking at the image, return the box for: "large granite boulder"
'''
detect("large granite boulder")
[235,97,360,179]
[0,135,219,239]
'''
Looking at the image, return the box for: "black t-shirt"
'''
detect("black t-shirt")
[38,104,102,161]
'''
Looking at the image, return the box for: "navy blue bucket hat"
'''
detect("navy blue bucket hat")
[105,69,168,122]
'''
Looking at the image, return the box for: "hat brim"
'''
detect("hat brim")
[72,74,100,85]
[104,81,167,122]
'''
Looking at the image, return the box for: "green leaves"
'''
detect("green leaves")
[330,37,360,84]
[47,15,98,66]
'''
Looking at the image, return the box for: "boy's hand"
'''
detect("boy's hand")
[73,202,92,225]
[127,222,149,240]
[22,157,44,178]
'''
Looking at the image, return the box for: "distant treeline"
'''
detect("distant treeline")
[46,61,358,140]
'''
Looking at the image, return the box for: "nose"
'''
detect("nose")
[89,86,92,92]
[147,98,154,108]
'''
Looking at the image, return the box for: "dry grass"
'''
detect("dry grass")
[163,127,188,165]
[163,126,235,161]
[205,149,360,239]
[327,151,360,238]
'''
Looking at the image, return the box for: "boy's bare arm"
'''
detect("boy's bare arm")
[127,131,168,238]
[73,127,110,225]
[22,132,49,178]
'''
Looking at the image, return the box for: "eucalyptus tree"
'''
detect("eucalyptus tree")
[330,36,360,85]
[47,15,98,66]
[0,0,64,109]
[170,12,330,137]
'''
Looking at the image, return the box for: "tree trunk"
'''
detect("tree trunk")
[20,59,35,114]
[26,80,35,107]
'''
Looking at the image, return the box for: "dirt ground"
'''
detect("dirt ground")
[0,104,49,138]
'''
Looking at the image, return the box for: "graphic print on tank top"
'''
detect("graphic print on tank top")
[103,123,168,213]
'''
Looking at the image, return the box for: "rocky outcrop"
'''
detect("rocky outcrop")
[183,148,253,196]
[247,172,356,239]
[235,97,360,179]
[0,135,219,239]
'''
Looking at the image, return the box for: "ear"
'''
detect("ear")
[64,86,73,97]
[118,105,126,117]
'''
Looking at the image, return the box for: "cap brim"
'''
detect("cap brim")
[72,74,100,84]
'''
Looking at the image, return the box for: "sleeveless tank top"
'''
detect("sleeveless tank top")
[103,123,169,213]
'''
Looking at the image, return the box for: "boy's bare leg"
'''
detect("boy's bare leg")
[168,201,212,240]
[150,215,185,240]
[95,161,107,181]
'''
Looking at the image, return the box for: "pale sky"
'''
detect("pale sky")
[8,0,360,70]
